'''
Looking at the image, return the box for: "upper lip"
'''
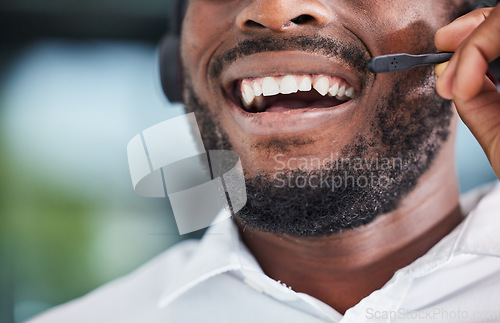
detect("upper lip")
[220,51,365,98]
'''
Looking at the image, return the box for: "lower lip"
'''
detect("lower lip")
[225,96,357,135]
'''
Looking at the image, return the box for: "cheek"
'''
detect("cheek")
[378,20,439,54]
[353,1,440,54]
[181,1,239,77]
[181,2,241,122]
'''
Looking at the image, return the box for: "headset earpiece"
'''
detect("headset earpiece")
[159,34,182,103]
[159,0,188,103]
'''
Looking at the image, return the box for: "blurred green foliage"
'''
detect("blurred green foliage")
[0,120,203,322]
[0,134,103,321]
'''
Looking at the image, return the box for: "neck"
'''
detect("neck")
[236,141,462,314]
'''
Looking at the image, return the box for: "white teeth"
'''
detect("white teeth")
[280,75,298,94]
[262,77,280,96]
[241,83,255,107]
[253,82,263,97]
[337,85,346,98]
[313,76,329,96]
[298,76,312,91]
[239,75,355,110]
[345,87,355,98]
[328,83,339,97]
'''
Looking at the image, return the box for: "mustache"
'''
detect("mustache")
[208,35,371,80]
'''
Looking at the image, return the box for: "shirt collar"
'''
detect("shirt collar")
[455,181,500,257]
[158,181,500,307]
[395,181,500,277]
[158,208,264,308]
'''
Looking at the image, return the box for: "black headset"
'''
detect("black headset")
[159,0,498,103]
[159,0,188,103]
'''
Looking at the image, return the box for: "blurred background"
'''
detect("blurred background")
[0,1,497,322]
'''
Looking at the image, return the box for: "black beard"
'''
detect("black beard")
[183,32,453,237]
[241,72,452,236]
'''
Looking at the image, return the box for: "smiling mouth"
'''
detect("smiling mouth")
[230,74,357,113]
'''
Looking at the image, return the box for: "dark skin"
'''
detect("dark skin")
[181,0,500,314]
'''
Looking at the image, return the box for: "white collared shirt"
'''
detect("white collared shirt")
[30,182,500,323]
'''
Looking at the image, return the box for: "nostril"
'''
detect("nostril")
[245,20,266,29]
[290,15,315,25]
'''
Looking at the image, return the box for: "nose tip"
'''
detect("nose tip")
[236,0,331,33]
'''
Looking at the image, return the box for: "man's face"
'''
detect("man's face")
[180,0,468,236]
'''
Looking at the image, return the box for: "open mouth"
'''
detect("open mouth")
[231,74,357,113]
